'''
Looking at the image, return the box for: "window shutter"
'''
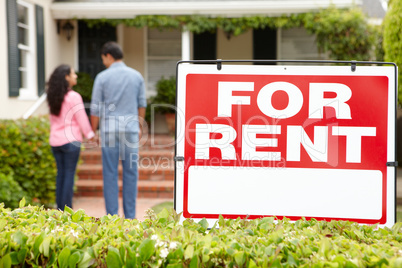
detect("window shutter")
[6,0,20,97]
[36,5,45,95]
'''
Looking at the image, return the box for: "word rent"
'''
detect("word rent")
[195,81,376,163]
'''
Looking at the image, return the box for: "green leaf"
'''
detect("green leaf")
[226,248,235,256]
[198,218,208,232]
[12,231,28,246]
[8,252,19,265]
[319,238,331,257]
[33,232,46,258]
[167,264,183,268]
[19,197,25,208]
[78,252,94,268]
[157,208,170,219]
[64,206,74,215]
[248,259,258,268]
[287,252,298,267]
[89,223,98,235]
[72,210,85,223]
[58,247,71,268]
[125,247,138,267]
[39,236,52,257]
[17,248,28,263]
[0,254,12,268]
[106,247,122,268]
[234,251,246,267]
[184,245,194,260]
[68,251,81,268]
[189,255,199,268]
[0,219,7,231]
[138,238,156,262]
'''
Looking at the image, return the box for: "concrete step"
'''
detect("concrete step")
[77,164,174,181]
[74,179,174,199]
[76,134,175,198]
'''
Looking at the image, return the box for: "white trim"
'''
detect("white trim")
[276,28,281,60]
[51,0,361,19]
[17,0,38,100]
[74,21,79,71]
[144,27,149,96]
[368,18,383,26]
[181,30,191,61]
[22,93,47,119]
[380,0,388,12]
[117,24,124,51]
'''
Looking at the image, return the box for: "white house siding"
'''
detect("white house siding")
[120,26,146,80]
[1,0,63,119]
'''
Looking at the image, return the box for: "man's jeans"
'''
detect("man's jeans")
[51,142,81,210]
[101,131,139,219]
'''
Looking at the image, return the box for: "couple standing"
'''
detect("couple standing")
[47,42,146,219]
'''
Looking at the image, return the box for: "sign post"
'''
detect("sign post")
[174,61,397,228]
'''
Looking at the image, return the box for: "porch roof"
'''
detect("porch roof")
[51,0,361,19]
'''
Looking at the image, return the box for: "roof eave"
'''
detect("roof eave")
[51,0,361,19]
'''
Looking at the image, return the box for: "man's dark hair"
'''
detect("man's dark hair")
[101,41,123,60]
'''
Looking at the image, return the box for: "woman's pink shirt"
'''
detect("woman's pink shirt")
[49,90,95,146]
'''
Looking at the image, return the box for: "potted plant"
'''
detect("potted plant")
[148,76,176,134]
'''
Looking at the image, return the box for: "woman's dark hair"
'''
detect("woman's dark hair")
[46,64,71,116]
[101,41,123,60]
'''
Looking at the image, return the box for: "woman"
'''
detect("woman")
[47,64,95,210]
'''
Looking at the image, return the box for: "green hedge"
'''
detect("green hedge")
[0,173,28,209]
[383,0,402,105]
[1,202,402,267]
[0,117,56,208]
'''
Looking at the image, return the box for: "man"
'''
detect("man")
[90,41,146,219]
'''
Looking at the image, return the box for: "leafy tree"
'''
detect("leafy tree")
[383,0,402,105]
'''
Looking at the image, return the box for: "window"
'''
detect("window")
[147,28,181,97]
[17,0,36,99]
[6,0,44,98]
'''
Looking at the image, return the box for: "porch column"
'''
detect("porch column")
[181,29,190,61]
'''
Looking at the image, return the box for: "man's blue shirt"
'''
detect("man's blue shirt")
[90,62,146,133]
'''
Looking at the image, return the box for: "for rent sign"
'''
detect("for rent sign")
[175,63,397,227]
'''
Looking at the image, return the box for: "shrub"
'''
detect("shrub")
[148,76,176,115]
[304,7,378,61]
[74,72,94,103]
[0,173,29,209]
[0,117,56,207]
[383,0,402,105]
[1,203,402,267]
[146,76,177,126]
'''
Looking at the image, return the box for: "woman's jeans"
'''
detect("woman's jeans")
[101,132,139,219]
[51,142,81,210]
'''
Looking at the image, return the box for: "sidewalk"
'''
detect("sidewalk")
[73,197,173,221]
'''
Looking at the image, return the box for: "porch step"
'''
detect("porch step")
[75,179,174,199]
[75,134,175,198]
[77,164,174,181]
[80,150,174,165]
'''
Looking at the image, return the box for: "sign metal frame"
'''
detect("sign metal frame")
[173,60,398,227]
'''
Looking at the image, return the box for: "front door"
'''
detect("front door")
[78,21,116,78]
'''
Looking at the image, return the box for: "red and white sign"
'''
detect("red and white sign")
[175,63,396,227]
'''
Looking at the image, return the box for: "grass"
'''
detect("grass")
[397,206,402,222]
[151,201,174,215]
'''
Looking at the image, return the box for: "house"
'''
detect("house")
[1,0,383,123]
